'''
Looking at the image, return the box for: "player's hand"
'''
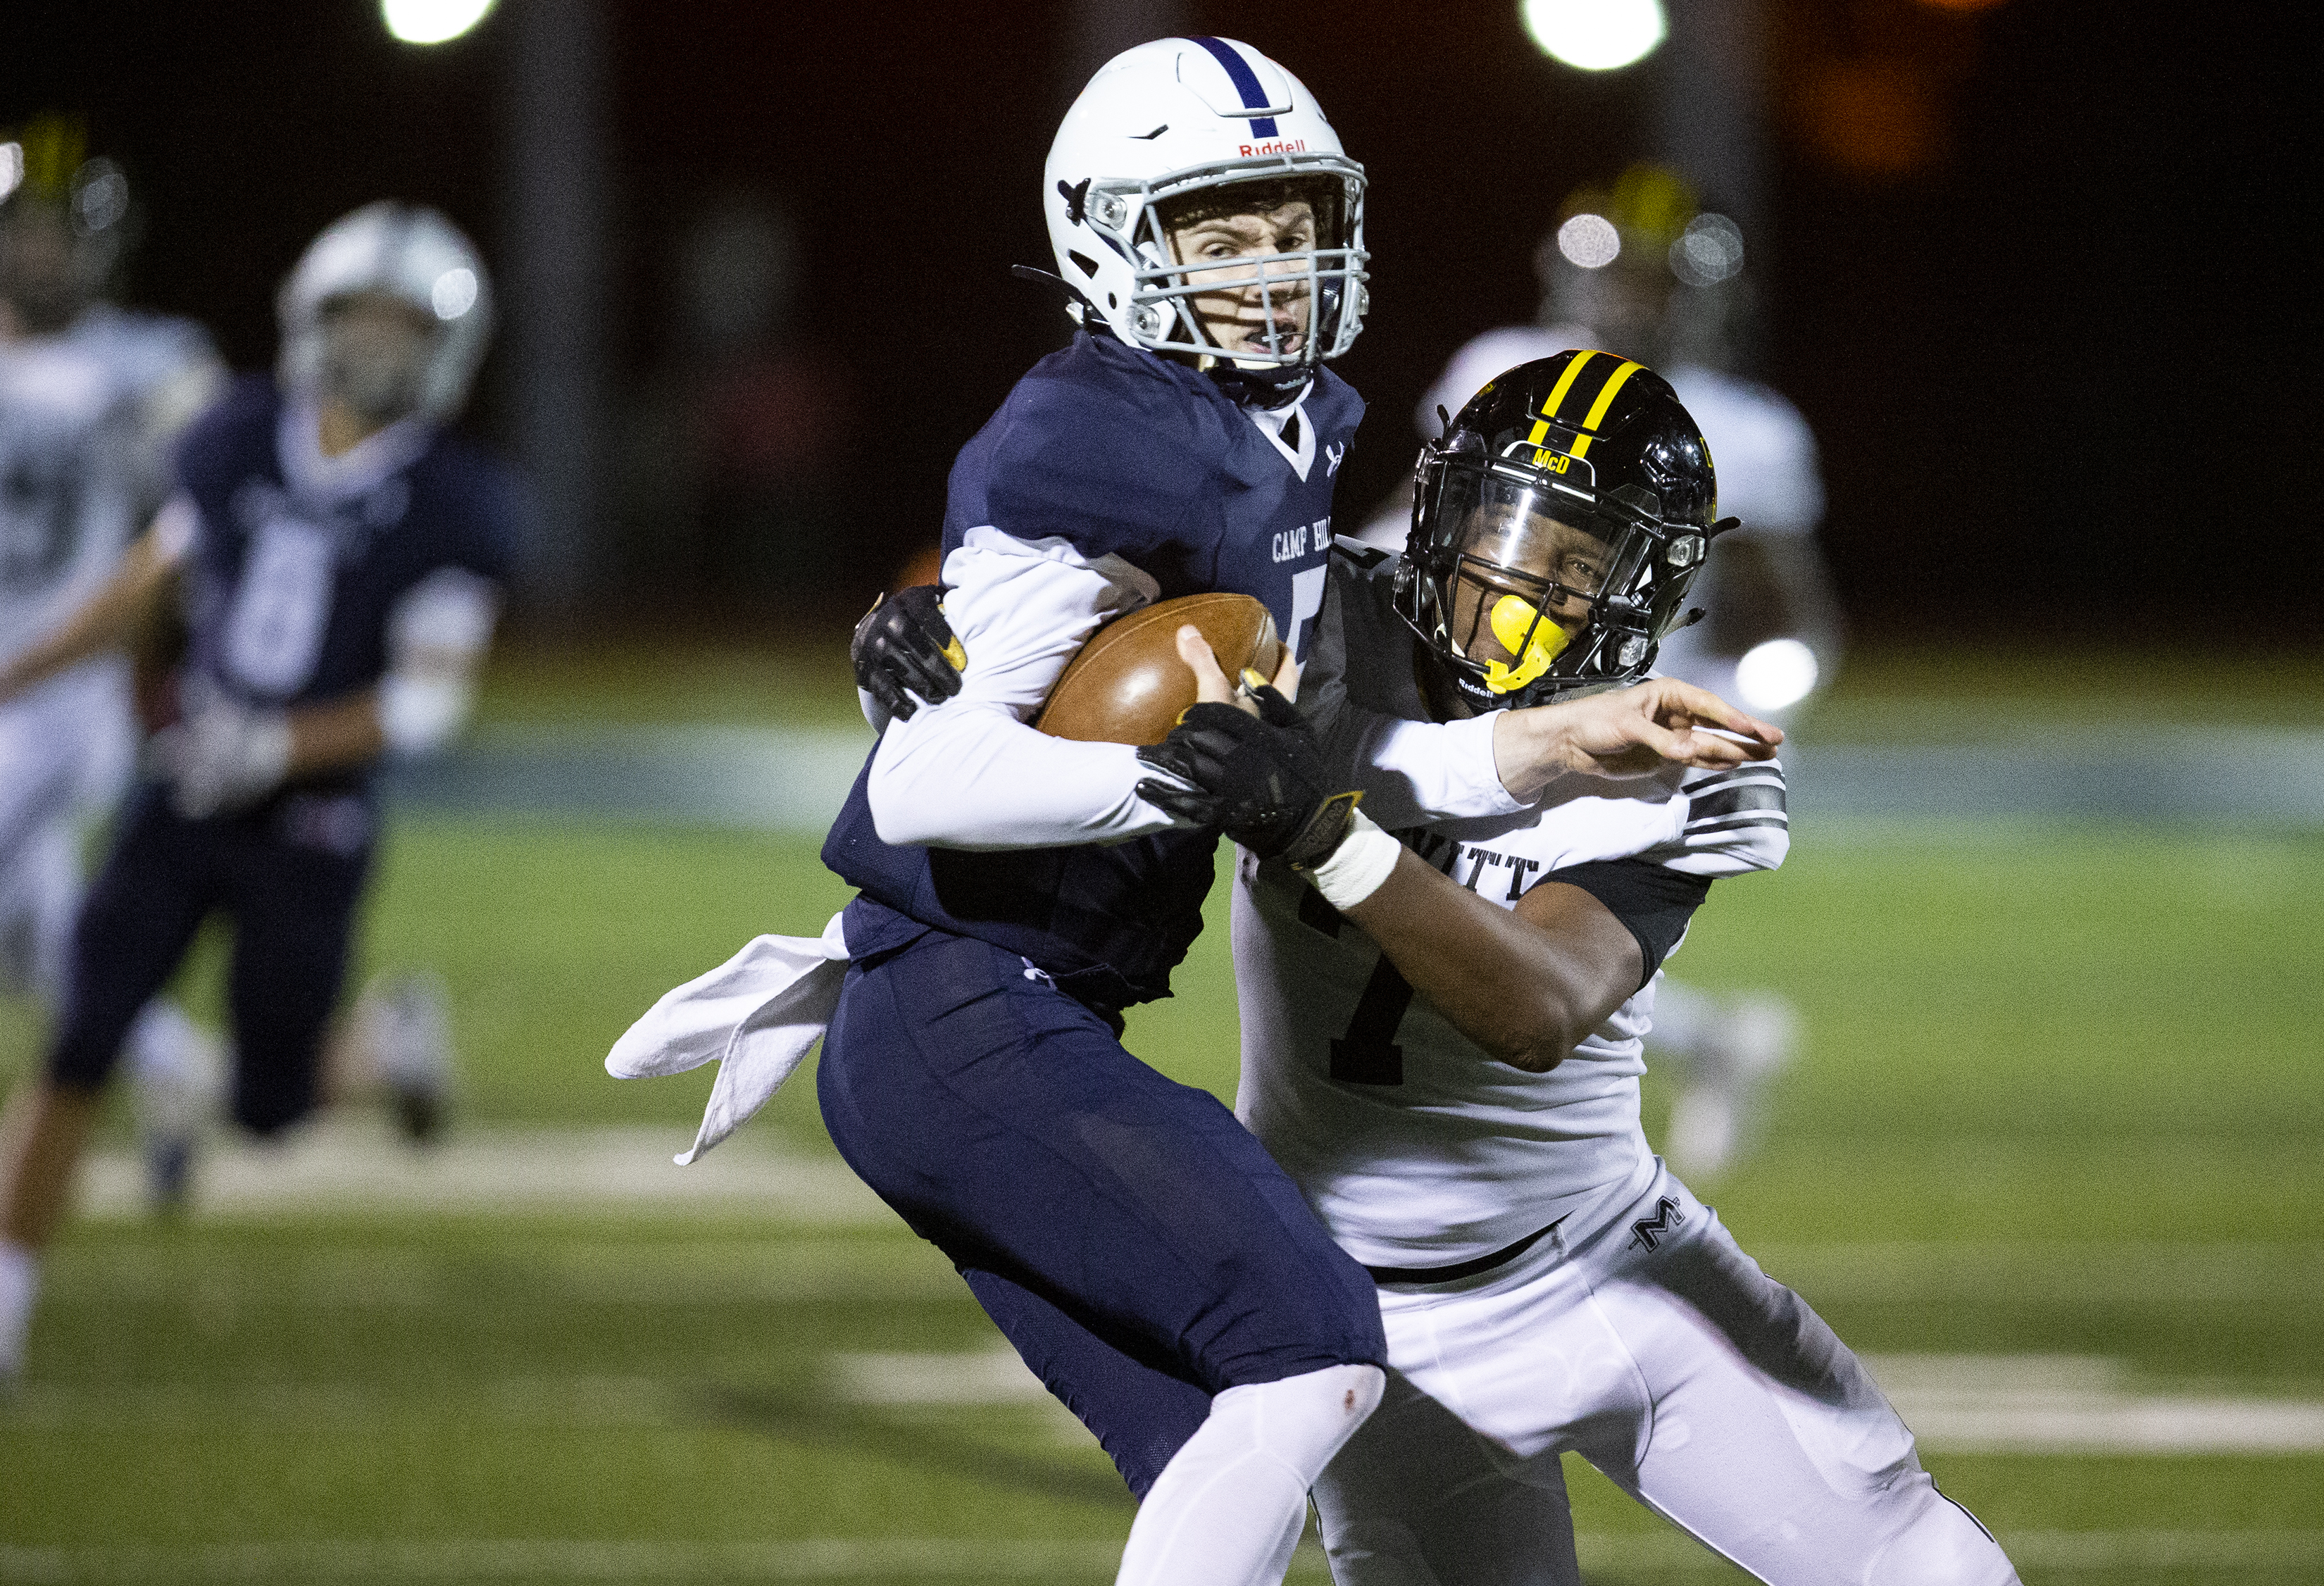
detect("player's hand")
[851,585,963,722]
[152,687,291,820]
[1136,649,1356,866]
[1173,623,1301,713]
[1497,677,1783,796]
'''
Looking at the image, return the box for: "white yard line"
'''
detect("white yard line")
[828,1349,1051,1406]
[2,1532,2318,1582]
[835,1345,2324,1457]
[1864,1354,2324,1454]
[77,1123,888,1223]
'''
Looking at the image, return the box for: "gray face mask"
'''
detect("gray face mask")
[316,306,435,424]
[0,202,103,335]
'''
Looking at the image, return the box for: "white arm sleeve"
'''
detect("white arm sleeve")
[379,567,499,758]
[866,527,1188,850]
[1299,558,1520,828]
[1332,706,1515,830]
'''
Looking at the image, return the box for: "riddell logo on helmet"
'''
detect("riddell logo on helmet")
[1238,139,1309,157]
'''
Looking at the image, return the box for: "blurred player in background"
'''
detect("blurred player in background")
[0,201,513,1385]
[1357,166,1843,1176]
[0,115,228,1196]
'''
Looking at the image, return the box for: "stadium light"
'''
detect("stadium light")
[1735,638,1820,713]
[382,0,497,46]
[1521,0,1668,72]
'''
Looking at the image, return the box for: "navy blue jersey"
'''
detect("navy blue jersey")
[941,334,1358,655]
[823,334,1363,1010]
[173,377,516,788]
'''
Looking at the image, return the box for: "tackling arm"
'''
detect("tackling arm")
[1341,856,1643,1073]
[1302,556,1781,818]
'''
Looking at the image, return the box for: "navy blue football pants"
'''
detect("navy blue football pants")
[47,783,373,1135]
[816,920,1386,1497]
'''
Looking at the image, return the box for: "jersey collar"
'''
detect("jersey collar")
[277,392,433,508]
[1246,380,1318,480]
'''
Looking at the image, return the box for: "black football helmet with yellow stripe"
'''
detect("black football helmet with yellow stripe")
[1392,349,1732,712]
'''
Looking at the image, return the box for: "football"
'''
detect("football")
[1035,592,1283,746]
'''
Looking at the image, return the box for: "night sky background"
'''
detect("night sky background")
[5,0,2313,639]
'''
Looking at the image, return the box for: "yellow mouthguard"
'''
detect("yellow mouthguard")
[1481,595,1568,694]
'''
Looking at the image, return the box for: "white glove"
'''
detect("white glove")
[155,692,292,820]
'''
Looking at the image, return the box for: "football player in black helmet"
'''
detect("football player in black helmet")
[1394,349,1725,717]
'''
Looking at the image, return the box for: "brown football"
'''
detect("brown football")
[1035,592,1284,746]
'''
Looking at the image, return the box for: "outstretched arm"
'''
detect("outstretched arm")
[0,504,191,704]
[1299,556,1781,821]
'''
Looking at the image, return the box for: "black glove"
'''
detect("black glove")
[1134,682,1361,866]
[851,585,963,721]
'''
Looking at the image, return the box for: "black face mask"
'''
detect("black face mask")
[0,208,95,335]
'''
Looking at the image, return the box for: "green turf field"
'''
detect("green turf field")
[4,646,2320,1583]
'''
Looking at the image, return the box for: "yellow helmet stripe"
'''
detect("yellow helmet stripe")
[1568,358,1643,461]
[1527,350,1600,446]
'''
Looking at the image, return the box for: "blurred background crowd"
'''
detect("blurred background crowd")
[5,0,2311,642]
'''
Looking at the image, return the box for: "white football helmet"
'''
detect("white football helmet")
[276,202,493,421]
[1044,37,1367,368]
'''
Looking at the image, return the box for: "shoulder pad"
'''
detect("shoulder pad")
[1331,539,1388,570]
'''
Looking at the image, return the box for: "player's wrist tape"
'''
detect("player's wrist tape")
[1297,808,1400,910]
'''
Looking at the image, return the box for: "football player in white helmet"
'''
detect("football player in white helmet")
[1358,166,1843,1178]
[0,201,513,1385]
[1040,37,1366,382]
[0,116,228,1189]
[631,39,1773,1586]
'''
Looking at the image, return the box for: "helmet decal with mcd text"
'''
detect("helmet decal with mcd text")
[1528,351,1647,465]
[1393,349,1720,710]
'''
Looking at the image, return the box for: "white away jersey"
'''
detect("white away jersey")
[0,307,220,657]
[1235,552,1788,1267]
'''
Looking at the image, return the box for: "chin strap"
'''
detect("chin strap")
[1008,264,1111,333]
[1202,358,1314,410]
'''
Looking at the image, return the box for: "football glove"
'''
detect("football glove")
[151,686,292,820]
[1134,682,1361,866]
[851,585,963,722]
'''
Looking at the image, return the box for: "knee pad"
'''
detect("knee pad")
[1213,1361,1386,1483]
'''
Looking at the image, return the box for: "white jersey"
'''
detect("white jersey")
[0,308,221,942]
[1235,551,1788,1268]
[0,306,220,659]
